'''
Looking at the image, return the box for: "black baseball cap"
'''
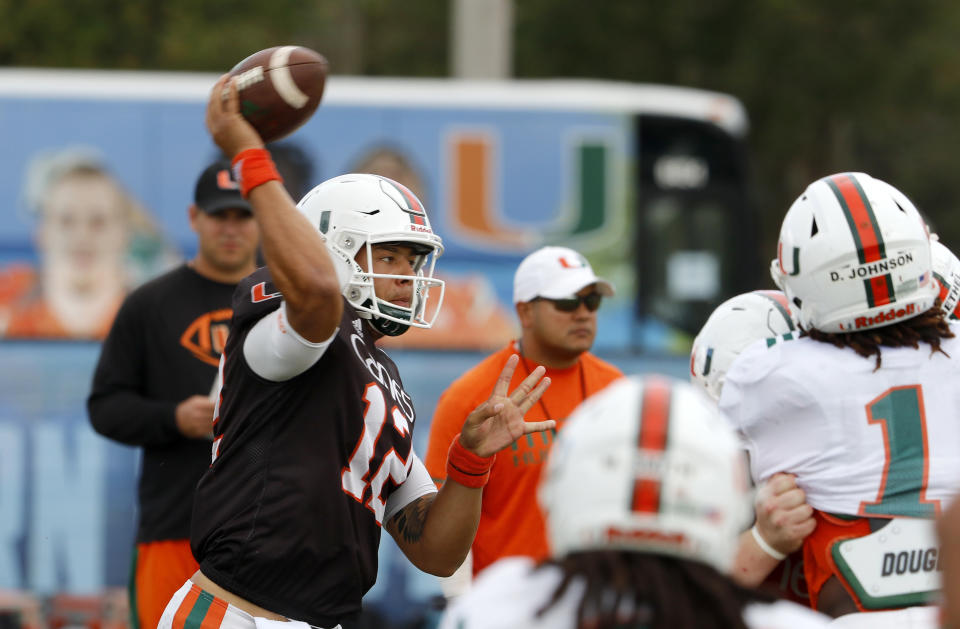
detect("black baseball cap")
[194,160,252,214]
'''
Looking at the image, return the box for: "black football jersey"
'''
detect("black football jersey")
[190,267,418,627]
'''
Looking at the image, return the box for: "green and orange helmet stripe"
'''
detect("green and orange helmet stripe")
[631,378,672,515]
[753,290,796,331]
[934,271,950,304]
[824,173,895,308]
[374,176,428,227]
[933,271,960,320]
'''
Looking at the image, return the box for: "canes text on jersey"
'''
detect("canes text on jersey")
[350,325,415,420]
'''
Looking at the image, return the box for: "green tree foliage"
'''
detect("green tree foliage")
[514,0,960,259]
[0,0,447,74]
[3,0,960,257]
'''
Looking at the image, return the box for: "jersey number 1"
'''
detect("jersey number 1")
[859,385,939,518]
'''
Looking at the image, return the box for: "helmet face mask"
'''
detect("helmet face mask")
[349,238,444,336]
[297,173,445,336]
[770,172,936,333]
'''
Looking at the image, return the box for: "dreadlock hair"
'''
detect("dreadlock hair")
[535,551,776,629]
[805,305,953,370]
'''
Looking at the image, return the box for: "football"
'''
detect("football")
[227,45,328,143]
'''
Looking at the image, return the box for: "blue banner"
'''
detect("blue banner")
[0,82,664,350]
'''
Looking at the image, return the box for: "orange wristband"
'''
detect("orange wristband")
[231,148,283,198]
[446,434,495,488]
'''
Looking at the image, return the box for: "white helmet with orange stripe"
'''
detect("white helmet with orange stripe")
[769,172,936,333]
[297,173,445,336]
[538,376,752,574]
[690,290,796,402]
[931,238,960,321]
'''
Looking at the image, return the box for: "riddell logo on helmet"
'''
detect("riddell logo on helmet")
[408,224,433,233]
[854,303,915,329]
[604,526,687,546]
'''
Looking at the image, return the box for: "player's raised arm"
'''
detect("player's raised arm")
[205,75,341,342]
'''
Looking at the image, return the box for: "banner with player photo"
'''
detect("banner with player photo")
[0,75,647,351]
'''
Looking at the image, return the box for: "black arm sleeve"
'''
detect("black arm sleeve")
[87,294,182,446]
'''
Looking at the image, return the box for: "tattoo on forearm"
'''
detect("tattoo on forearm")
[392,495,433,544]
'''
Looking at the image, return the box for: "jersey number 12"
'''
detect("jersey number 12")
[341,382,412,524]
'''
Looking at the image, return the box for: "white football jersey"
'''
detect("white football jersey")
[438,557,832,629]
[720,328,960,517]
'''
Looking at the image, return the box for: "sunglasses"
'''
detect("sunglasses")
[534,293,603,312]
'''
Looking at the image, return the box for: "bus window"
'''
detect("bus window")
[633,115,760,349]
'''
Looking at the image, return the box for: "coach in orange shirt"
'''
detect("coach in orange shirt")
[424,246,623,583]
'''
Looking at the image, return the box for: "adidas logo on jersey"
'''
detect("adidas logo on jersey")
[353,318,364,336]
[854,303,916,330]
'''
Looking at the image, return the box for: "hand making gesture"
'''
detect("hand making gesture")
[458,354,553,458]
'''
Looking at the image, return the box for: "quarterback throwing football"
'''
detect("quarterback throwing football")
[157,75,554,629]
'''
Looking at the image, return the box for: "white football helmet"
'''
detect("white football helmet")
[538,376,752,574]
[931,238,960,321]
[690,290,796,402]
[770,172,936,333]
[297,173,445,336]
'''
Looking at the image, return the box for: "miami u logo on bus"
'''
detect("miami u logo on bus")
[446,129,626,253]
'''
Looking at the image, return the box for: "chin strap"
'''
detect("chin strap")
[362,299,411,336]
[371,316,409,337]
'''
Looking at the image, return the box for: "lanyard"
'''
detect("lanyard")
[517,349,587,422]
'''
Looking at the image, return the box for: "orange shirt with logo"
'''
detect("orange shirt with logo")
[424,341,622,576]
